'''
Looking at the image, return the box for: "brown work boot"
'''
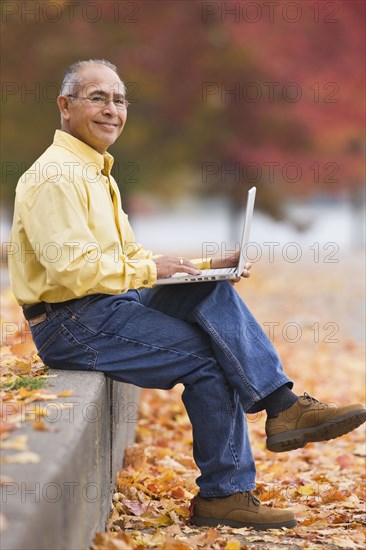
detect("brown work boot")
[190,491,296,530]
[266,392,366,452]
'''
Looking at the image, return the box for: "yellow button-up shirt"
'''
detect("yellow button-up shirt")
[9,130,210,305]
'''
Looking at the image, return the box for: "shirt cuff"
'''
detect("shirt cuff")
[130,259,157,288]
[191,257,212,270]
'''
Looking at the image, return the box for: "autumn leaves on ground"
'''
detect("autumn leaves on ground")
[1,256,365,549]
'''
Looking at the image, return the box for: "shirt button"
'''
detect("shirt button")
[143,280,148,285]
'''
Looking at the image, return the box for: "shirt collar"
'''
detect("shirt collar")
[53,130,114,176]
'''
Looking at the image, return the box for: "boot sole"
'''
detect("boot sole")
[266,409,366,453]
[191,515,297,530]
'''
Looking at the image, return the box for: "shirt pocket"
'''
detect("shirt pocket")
[37,323,98,371]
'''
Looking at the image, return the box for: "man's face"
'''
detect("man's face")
[59,65,127,154]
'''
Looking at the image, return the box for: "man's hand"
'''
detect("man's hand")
[154,256,201,279]
[211,253,252,283]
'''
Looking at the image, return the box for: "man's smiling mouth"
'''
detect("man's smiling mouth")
[94,121,118,127]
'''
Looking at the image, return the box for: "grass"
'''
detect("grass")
[0,376,47,392]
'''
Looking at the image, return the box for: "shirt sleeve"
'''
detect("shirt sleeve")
[191,258,212,270]
[19,176,157,297]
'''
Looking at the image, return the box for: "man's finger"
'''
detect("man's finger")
[177,258,201,274]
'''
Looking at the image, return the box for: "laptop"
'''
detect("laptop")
[154,186,256,285]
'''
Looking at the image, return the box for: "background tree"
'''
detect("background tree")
[1,0,364,222]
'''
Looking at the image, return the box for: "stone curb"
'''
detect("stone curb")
[0,370,139,550]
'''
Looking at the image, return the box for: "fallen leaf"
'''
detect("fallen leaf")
[225,541,241,550]
[336,453,355,470]
[0,422,17,435]
[297,484,317,496]
[0,434,28,451]
[147,482,159,493]
[0,451,40,464]
[8,361,32,375]
[33,419,50,431]
[10,342,37,358]
[330,535,364,549]
[120,499,147,516]
[123,445,147,469]
[171,487,185,498]
[57,389,75,397]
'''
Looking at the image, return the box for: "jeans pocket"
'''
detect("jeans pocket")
[37,324,98,371]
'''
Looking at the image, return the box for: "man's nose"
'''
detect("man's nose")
[102,100,118,114]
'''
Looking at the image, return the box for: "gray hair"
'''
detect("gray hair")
[59,59,125,96]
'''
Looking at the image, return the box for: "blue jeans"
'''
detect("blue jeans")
[30,281,292,497]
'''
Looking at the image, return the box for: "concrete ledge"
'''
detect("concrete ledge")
[0,370,139,550]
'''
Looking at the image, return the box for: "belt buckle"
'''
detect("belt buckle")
[29,313,47,327]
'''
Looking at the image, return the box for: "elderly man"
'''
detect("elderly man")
[9,59,366,530]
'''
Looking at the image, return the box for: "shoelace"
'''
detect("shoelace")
[302,392,320,404]
[244,491,260,507]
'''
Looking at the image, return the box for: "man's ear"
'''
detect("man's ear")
[57,95,71,120]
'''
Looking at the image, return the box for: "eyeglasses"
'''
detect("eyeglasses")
[67,95,129,110]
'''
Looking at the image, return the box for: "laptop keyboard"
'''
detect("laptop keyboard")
[202,268,237,275]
